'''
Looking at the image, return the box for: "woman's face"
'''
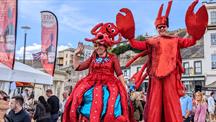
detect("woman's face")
[195,93,202,101]
[94,43,106,55]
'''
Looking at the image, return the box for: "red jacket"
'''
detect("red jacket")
[129,35,196,78]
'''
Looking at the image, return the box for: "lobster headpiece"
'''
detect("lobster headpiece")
[154,0,172,28]
[85,22,122,47]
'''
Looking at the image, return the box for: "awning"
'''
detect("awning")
[202,81,216,91]
[0,63,11,81]
[0,62,53,85]
[16,82,34,87]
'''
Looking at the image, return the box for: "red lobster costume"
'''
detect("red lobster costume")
[116,0,208,122]
[63,14,133,122]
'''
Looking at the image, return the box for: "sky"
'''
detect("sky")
[15,0,206,59]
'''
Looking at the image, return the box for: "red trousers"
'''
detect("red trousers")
[144,70,183,122]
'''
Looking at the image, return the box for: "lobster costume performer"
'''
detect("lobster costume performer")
[116,0,208,122]
[63,15,132,122]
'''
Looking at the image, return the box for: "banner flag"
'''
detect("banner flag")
[0,0,17,69]
[41,11,58,76]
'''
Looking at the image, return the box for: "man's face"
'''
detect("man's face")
[46,92,49,97]
[157,24,168,36]
[46,92,51,97]
[10,99,17,110]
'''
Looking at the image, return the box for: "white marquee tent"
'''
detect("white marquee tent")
[0,61,53,85]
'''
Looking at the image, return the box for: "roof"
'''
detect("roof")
[180,33,204,59]
[59,48,75,52]
[0,62,53,85]
[171,28,204,59]
[205,81,216,87]
[181,43,204,59]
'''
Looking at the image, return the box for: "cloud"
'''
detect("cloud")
[19,0,97,33]
[16,43,71,60]
[57,45,70,52]
[55,4,97,33]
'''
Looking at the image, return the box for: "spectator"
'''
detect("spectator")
[21,89,29,101]
[130,91,144,121]
[191,93,196,122]
[208,91,215,121]
[193,91,207,122]
[24,92,35,115]
[180,93,193,122]
[33,96,51,122]
[60,91,68,121]
[0,90,9,122]
[46,89,59,122]
[7,96,31,122]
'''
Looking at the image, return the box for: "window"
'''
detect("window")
[211,11,216,24]
[65,61,67,65]
[183,81,192,93]
[212,54,216,69]
[124,70,127,76]
[66,54,68,58]
[194,61,202,74]
[211,33,216,45]
[137,67,141,72]
[183,62,189,75]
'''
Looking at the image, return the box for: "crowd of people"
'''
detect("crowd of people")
[0,89,69,122]
[1,87,216,122]
[180,91,216,122]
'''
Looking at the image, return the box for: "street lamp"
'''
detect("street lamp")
[21,26,31,64]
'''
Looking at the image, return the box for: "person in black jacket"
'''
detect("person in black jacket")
[33,96,51,122]
[7,96,31,122]
[46,89,59,122]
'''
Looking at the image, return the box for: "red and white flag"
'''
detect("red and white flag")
[41,11,58,76]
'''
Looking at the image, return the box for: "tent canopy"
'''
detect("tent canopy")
[0,62,53,85]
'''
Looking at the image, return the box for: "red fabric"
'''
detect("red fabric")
[128,35,197,122]
[145,70,183,122]
[63,53,130,122]
[116,8,135,40]
[185,0,208,40]
[85,23,122,47]
[154,1,172,27]
[129,38,147,50]
[113,54,123,76]
[178,37,196,48]
[129,36,195,78]
[75,54,94,71]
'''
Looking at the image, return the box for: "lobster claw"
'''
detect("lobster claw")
[130,71,142,89]
[116,8,135,40]
[130,64,147,90]
[185,0,208,40]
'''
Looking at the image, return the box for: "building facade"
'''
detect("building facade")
[203,1,216,89]
[56,44,94,92]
